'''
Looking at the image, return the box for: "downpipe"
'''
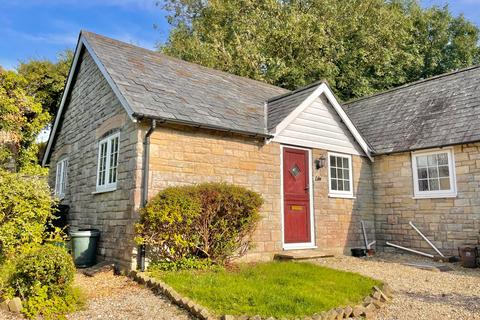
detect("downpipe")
[138,119,156,272]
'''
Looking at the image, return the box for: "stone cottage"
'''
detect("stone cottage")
[43,31,480,269]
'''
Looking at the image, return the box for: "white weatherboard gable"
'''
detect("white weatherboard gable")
[272,83,372,160]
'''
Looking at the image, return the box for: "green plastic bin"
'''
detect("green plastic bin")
[70,228,100,268]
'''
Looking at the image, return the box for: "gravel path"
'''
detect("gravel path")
[0,271,194,320]
[314,253,480,320]
[68,271,194,320]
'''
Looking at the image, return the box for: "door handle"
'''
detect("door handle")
[304,185,309,191]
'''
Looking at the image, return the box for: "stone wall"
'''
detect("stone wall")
[373,144,480,256]
[148,125,282,261]
[312,150,375,254]
[48,48,142,269]
[148,124,374,260]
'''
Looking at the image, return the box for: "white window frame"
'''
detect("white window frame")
[328,152,354,198]
[96,132,120,193]
[55,158,68,199]
[411,148,457,199]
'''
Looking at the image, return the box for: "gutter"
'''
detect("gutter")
[132,112,273,139]
[138,119,157,272]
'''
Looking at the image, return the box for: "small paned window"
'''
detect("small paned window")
[55,158,68,199]
[328,153,353,198]
[96,133,120,192]
[412,149,456,198]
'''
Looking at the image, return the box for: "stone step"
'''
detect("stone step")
[274,249,334,261]
[81,261,115,277]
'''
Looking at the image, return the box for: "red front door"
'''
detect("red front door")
[283,147,311,244]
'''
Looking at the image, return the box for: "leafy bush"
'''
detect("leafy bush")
[136,182,263,265]
[2,244,80,319]
[0,170,76,318]
[195,183,263,262]
[8,244,75,298]
[135,186,202,261]
[149,257,218,272]
[0,169,56,260]
[21,285,84,320]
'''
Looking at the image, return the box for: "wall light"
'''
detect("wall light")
[315,156,326,170]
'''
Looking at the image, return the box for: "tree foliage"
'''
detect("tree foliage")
[160,0,480,101]
[17,50,73,118]
[0,69,50,171]
[0,50,71,170]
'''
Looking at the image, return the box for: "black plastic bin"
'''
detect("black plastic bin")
[351,248,366,257]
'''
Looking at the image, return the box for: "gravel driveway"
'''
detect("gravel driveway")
[314,253,480,320]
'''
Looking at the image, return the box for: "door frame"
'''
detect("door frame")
[280,145,316,250]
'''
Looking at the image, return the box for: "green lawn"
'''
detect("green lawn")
[149,261,381,318]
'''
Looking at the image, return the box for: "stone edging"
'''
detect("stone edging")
[129,270,393,320]
[129,270,216,320]
[0,297,23,314]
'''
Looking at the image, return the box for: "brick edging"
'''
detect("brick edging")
[129,270,393,320]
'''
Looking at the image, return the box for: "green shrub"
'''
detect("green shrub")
[0,169,56,259]
[8,244,75,298]
[135,186,202,261]
[136,182,263,265]
[22,285,84,320]
[149,257,219,272]
[3,244,80,319]
[195,183,263,263]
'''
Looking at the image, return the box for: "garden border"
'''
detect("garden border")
[129,270,393,320]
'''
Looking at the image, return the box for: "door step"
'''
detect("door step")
[274,250,334,261]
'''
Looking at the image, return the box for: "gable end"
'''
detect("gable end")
[42,32,136,166]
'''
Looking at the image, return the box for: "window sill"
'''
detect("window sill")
[412,193,457,199]
[328,193,356,199]
[92,188,117,195]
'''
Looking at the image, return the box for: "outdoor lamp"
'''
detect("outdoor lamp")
[315,156,326,169]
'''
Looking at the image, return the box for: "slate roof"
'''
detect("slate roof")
[65,32,480,157]
[343,65,480,154]
[82,31,289,136]
[266,81,322,130]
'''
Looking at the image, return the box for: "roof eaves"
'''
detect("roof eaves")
[373,138,480,156]
[42,33,83,166]
[133,112,273,139]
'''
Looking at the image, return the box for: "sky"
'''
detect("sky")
[0,0,170,70]
[1,0,480,70]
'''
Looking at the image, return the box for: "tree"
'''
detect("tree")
[17,50,73,118]
[407,4,480,81]
[159,0,480,101]
[0,68,50,172]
